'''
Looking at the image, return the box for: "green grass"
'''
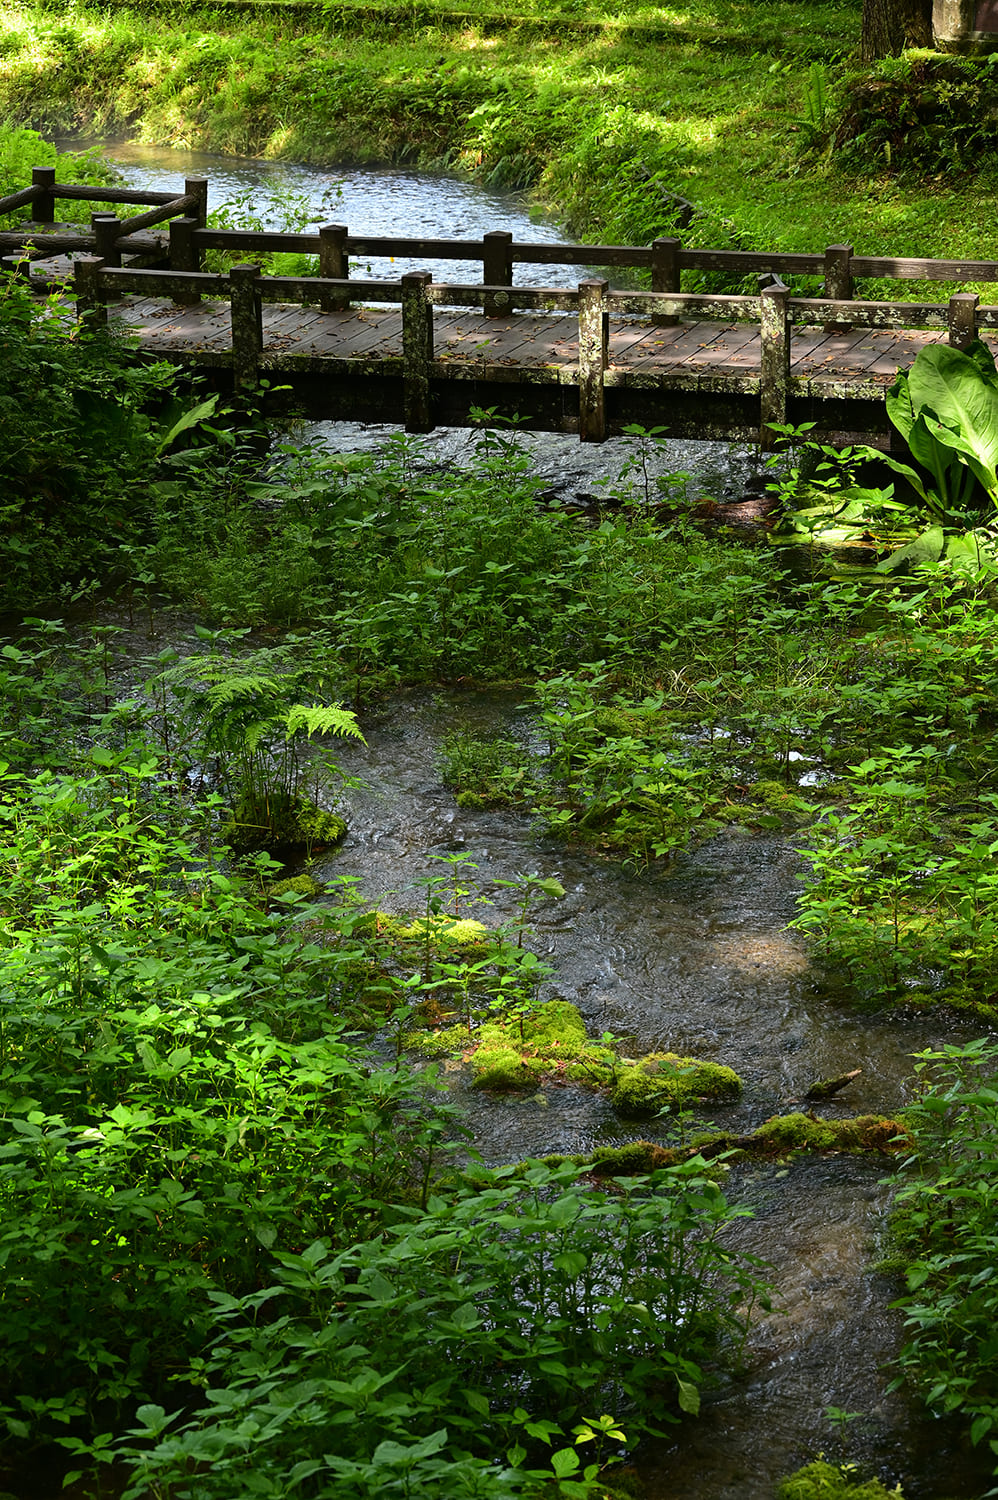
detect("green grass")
[8,0,998,287]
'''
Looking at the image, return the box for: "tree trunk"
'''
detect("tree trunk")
[861,0,933,59]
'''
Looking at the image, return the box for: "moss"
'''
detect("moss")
[588,1141,678,1175]
[398,916,492,945]
[223,794,346,854]
[829,1114,910,1152]
[776,1460,905,1499]
[610,1054,742,1118]
[267,873,325,899]
[753,1111,839,1152]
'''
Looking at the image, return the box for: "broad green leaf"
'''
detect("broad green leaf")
[676,1378,701,1416]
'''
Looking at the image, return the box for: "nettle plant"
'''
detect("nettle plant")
[157,638,364,852]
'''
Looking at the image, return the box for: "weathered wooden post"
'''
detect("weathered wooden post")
[319,223,349,312]
[651,235,681,328]
[578,277,609,443]
[31,166,56,225]
[185,176,209,229]
[229,262,263,390]
[74,255,108,329]
[1,253,31,279]
[823,242,854,332]
[91,212,122,267]
[948,291,979,348]
[169,216,201,304]
[759,280,790,450]
[402,270,434,433]
[483,230,513,317]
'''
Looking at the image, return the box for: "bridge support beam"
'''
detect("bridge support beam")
[578,278,609,443]
[402,270,434,433]
[759,281,790,450]
[230,263,263,390]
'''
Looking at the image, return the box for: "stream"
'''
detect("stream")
[38,142,997,1497]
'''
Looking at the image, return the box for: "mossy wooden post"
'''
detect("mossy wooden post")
[169,216,201,305]
[402,270,434,433]
[229,262,263,391]
[578,277,609,444]
[74,255,107,330]
[483,230,513,316]
[319,223,349,312]
[823,242,853,332]
[948,291,979,348]
[31,166,55,224]
[651,235,680,327]
[759,281,790,450]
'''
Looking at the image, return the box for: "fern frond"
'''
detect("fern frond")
[283,705,365,743]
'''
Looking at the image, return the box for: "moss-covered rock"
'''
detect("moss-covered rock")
[753,1112,839,1152]
[267,873,325,900]
[610,1054,742,1117]
[776,1459,905,1499]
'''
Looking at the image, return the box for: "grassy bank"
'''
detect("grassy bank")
[5,0,998,278]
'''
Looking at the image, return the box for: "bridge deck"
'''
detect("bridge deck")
[110,297,943,384]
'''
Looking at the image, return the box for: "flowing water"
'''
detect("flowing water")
[32,143,994,1495]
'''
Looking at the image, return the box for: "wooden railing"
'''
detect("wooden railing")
[69,256,998,443]
[7,165,998,308]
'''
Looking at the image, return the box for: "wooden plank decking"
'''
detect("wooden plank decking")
[110,296,944,384]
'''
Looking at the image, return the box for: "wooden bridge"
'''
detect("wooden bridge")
[4,165,998,446]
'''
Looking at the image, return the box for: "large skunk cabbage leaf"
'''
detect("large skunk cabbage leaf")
[905,344,998,505]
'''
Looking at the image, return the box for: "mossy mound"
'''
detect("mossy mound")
[391,915,492,946]
[465,999,616,1090]
[416,1001,743,1114]
[777,1459,905,1499]
[267,874,325,900]
[610,1053,742,1117]
[223,793,346,854]
[753,1111,839,1152]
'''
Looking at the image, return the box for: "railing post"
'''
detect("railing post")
[651,235,680,328]
[91,214,122,302]
[578,277,609,444]
[823,242,853,333]
[185,176,209,229]
[483,230,513,317]
[949,292,979,350]
[319,223,349,312]
[402,270,434,433]
[31,166,56,224]
[229,262,263,390]
[74,256,108,330]
[1,253,31,282]
[169,216,201,305]
[759,281,790,450]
